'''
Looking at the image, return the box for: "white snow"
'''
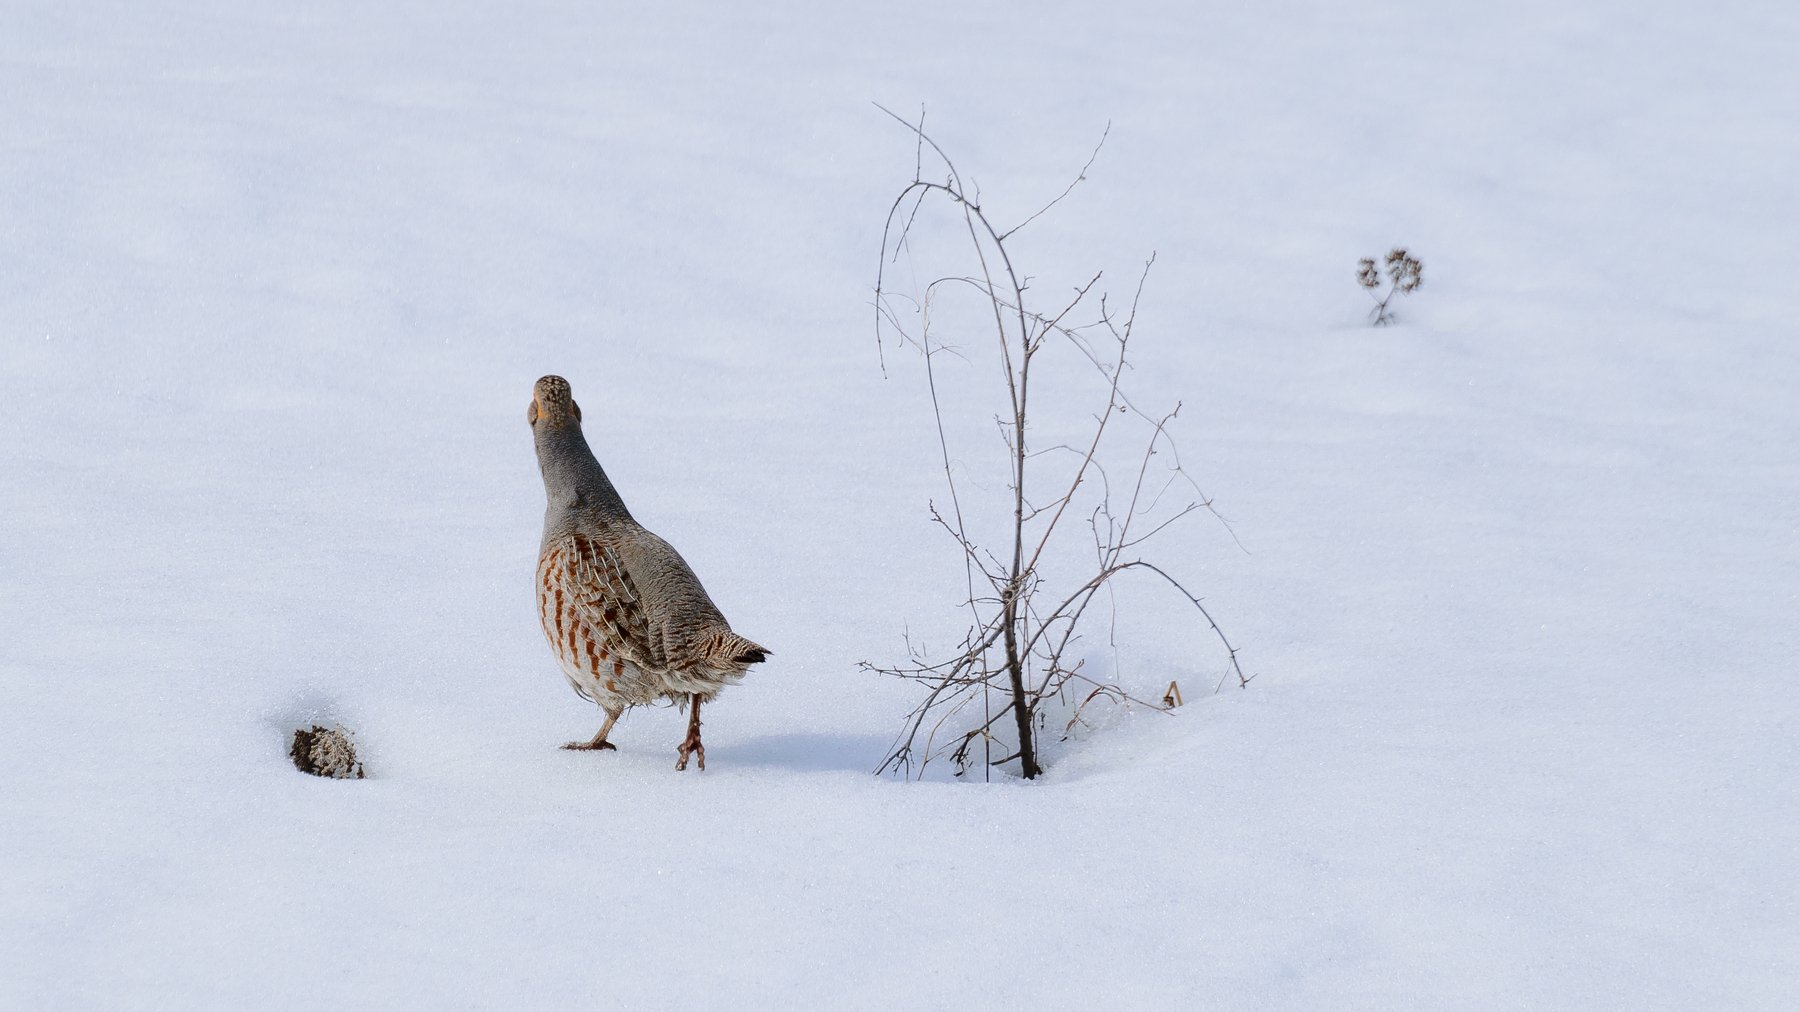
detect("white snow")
[4,0,1797,1007]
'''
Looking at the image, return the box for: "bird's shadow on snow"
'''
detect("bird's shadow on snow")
[724,732,888,774]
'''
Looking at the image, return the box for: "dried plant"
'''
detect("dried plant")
[1358,247,1424,326]
[290,724,364,779]
[868,106,1249,781]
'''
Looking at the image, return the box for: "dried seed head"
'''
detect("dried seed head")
[1386,247,1409,264]
[1396,256,1423,293]
[1357,258,1380,288]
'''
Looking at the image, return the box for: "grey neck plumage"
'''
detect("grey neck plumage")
[536,423,634,543]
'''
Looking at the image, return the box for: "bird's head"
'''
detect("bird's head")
[528,375,583,430]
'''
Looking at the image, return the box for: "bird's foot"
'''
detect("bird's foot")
[676,693,705,771]
[561,739,617,752]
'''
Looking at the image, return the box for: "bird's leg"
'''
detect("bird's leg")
[562,707,622,751]
[675,694,705,771]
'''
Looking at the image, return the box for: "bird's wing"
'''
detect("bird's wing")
[547,533,662,672]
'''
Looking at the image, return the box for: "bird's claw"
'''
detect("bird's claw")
[561,740,618,751]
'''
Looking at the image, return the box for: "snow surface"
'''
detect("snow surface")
[4,0,1798,1007]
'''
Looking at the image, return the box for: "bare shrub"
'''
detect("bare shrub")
[868,106,1249,781]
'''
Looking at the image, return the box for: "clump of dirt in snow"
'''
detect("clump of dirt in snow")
[290,725,364,779]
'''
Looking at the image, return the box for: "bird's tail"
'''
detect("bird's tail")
[702,628,770,671]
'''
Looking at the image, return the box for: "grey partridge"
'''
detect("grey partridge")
[528,375,768,770]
